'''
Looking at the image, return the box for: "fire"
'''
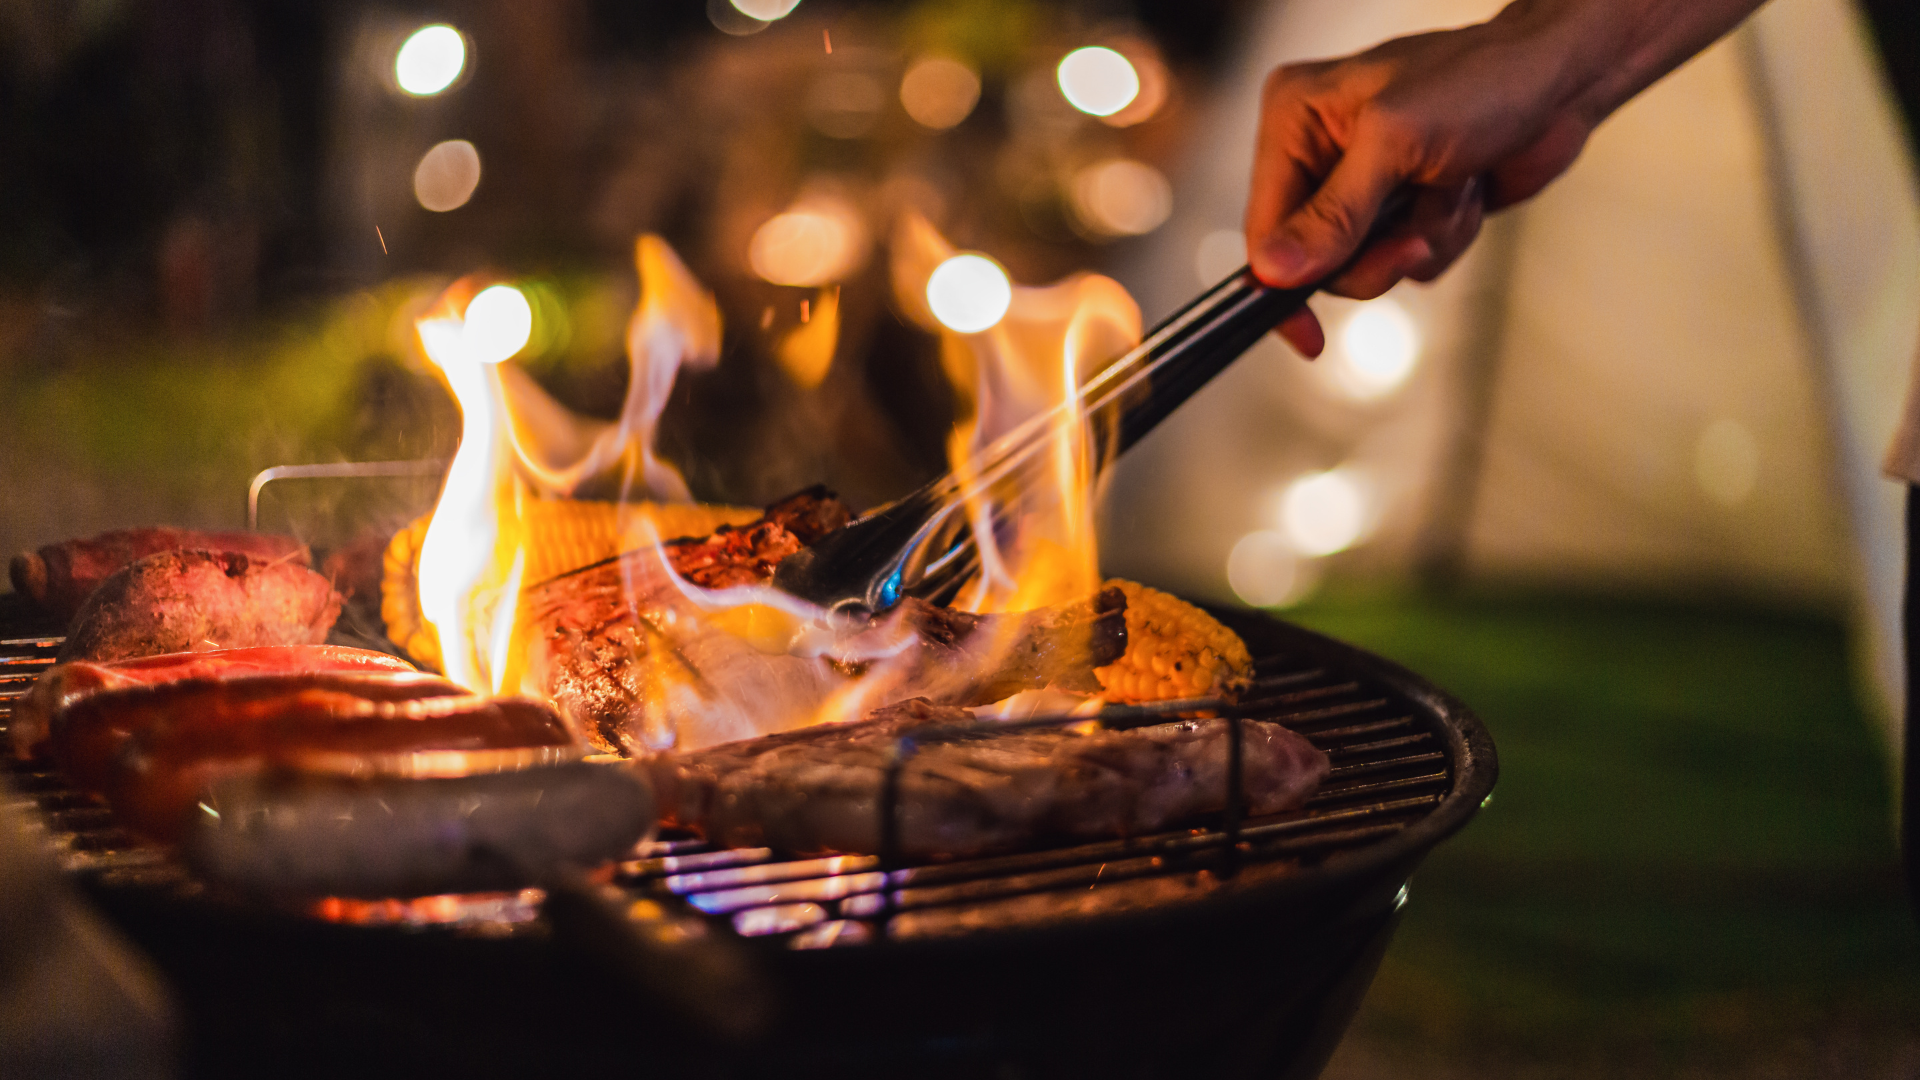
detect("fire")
[414,236,720,694]
[411,215,1144,747]
[891,211,1141,614]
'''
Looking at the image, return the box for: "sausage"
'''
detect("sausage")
[11,528,309,625]
[11,645,419,762]
[185,762,653,898]
[58,549,343,664]
[52,670,471,795]
[102,690,577,842]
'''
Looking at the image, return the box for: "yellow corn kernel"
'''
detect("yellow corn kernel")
[380,500,758,671]
[1095,579,1253,704]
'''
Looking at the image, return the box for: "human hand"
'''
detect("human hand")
[1247,9,1613,355]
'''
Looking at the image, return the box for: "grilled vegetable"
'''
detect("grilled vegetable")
[381,500,758,670]
[1094,580,1253,704]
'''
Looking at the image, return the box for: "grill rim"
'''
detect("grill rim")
[1,595,1496,953]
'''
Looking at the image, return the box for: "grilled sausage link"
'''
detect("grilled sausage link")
[97,683,578,843]
[12,645,418,762]
[187,763,653,898]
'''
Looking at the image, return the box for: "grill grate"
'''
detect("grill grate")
[0,611,1455,946]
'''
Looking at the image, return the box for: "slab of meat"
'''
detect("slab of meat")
[649,698,1332,858]
[11,528,310,625]
[529,568,1124,757]
[11,645,418,761]
[105,687,577,843]
[52,670,471,794]
[58,550,343,664]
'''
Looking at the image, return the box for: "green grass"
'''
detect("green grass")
[1287,591,1920,1068]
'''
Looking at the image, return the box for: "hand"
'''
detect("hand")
[1248,13,1605,356]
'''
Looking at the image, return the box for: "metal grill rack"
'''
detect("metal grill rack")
[0,604,1461,946]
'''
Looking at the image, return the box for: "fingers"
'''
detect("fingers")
[1251,133,1404,288]
[1274,306,1325,358]
[1325,177,1484,298]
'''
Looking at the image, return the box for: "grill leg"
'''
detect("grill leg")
[1904,489,1920,923]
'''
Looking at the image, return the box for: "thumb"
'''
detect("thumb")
[1252,146,1400,289]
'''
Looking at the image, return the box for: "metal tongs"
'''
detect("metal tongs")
[774,198,1411,617]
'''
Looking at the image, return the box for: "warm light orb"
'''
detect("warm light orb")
[926,254,1012,334]
[1056,47,1139,117]
[900,56,981,130]
[1226,530,1308,607]
[395,25,466,96]
[1280,470,1368,556]
[1069,158,1172,237]
[749,206,864,287]
[414,139,482,211]
[731,0,801,20]
[1333,299,1419,398]
[462,285,533,364]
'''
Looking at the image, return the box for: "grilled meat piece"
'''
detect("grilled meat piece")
[187,762,653,898]
[12,645,418,761]
[644,485,850,590]
[107,691,576,843]
[59,550,343,664]
[528,557,1125,756]
[526,484,1123,754]
[649,698,1331,858]
[11,528,310,625]
[53,670,471,794]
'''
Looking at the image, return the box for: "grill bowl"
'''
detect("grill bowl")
[2,597,1494,1079]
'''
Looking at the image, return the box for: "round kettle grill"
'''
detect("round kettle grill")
[0,595,1494,1079]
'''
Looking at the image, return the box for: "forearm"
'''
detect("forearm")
[1496,0,1771,125]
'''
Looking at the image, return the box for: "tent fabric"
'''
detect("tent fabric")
[1101,0,1920,755]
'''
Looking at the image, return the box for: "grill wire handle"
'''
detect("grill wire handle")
[772,191,1413,617]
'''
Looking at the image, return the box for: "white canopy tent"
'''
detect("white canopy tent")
[1100,0,1920,756]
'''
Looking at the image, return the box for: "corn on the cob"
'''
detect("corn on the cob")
[1095,579,1253,704]
[381,500,759,671]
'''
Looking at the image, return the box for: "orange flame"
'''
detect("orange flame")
[891,212,1142,614]
[414,236,721,694]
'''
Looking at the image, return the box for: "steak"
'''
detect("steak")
[12,527,311,625]
[649,698,1332,858]
[524,488,1126,755]
[59,550,343,664]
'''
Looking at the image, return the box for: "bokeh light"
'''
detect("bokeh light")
[1280,469,1368,556]
[462,285,533,364]
[1331,298,1419,399]
[749,201,867,287]
[1695,418,1759,506]
[926,254,1012,334]
[1056,47,1140,117]
[1069,158,1172,237]
[900,56,981,130]
[1193,228,1246,285]
[413,139,481,212]
[1227,530,1310,607]
[731,0,801,20]
[395,25,466,97]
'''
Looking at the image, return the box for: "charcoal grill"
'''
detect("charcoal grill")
[0,593,1494,1080]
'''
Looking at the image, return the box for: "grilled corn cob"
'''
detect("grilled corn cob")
[381,500,759,671]
[1095,579,1253,704]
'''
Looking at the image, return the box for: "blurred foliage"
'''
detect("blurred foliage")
[1289,591,1920,1072]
